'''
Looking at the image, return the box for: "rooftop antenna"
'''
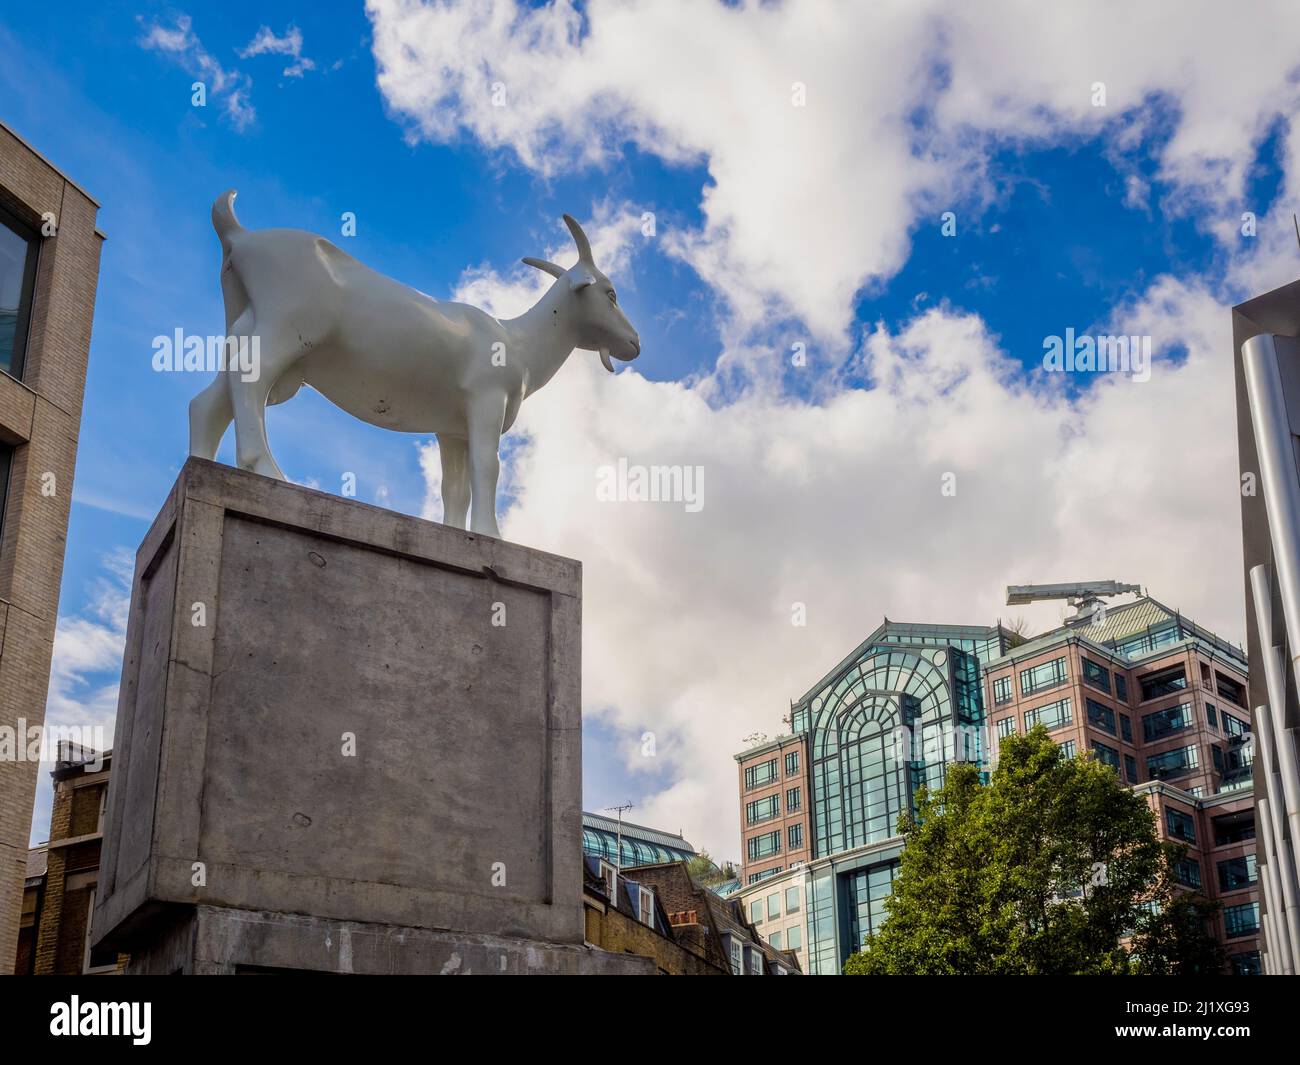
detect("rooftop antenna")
[1005,580,1142,627]
[604,802,635,891]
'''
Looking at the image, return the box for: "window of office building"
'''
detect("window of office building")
[784,750,799,775]
[996,716,1016,739]
[1223,902,1259,939]
[787,925,802,951]
[1222,713,1249,740]
[1120,714,1132,743]
[1114,673,1128,703]
[745,759,778,790]
[1212,745,1224,774]
[1124,754,1139,785]
[1086,699,1116,735]
[1142,703,1193,742]
[767,892,781,920]
[750,900,763,923]
[993,675,1012,704]
[1082,658,1111,693]
[1215,672,1246,709]
[786,786,801,812]
[1218,854,1257,892]
[1205,703,1218,729]
[1213,813,1256,846]
[747,830,781,861]
[788,822,803,850]
[1140,666,1187,702]
[1025,697,1071,732]
[746,795,779,824]
[0,205,39,381]
[1020,657,1067,696]
[1091,740,1120,774]
[1059,739,1076,759]
[1174,858,1202,889]
[846,862,899,953]
[1165,807,1196,843]
[1230,951,1261,976]
[785,885,800,914]
[768,930,783,950]
[748,867,783,885]
[1147,743,1199,782]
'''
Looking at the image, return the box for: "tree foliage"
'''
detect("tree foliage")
[844,725,1222,975]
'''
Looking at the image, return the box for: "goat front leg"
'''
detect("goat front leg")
[466,393,507,538]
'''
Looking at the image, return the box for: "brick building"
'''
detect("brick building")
[734,734,808,886]
[0,121,103,971]
[614,861,800,974]
[17,744,124,974]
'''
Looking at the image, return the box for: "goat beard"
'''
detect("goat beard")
[599,347,615,373]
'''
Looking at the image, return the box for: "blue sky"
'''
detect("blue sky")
[6,1,1299,856]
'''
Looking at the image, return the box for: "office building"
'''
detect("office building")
[0,123,104,971]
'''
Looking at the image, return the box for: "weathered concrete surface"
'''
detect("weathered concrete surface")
[94,459,592,968]
[127,905,655,975]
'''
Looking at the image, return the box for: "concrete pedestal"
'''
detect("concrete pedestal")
[92,459,647,974]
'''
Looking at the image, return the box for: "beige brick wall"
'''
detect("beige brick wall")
[0,121,102,973]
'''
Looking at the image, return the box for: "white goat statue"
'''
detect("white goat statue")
[188,190,641,537]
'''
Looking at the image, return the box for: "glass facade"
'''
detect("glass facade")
[1142,703,1193,742]
[1217,854,1257,891]
[846,862,899,952]
[1082,658,1111,693]
[1086,698,1116,735]
[1147,743,1199,781]
[581,823,695,868]
[1166,807,1196,843]
[0,205,39,380]
[1224,902,1260,939]
[1140,666,1188,701]
[1091,740,1120,774]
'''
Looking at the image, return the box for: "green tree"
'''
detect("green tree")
[1128,856,1226,975]
[686,851,737,887]
[844,725,1192,974]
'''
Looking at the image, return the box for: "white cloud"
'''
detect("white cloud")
[238,24,316,78]
[138,13,255,129]
[367,0,1300,338]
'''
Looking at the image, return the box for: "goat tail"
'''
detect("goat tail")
[211,189,245,255]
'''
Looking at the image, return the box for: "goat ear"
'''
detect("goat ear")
[570,271,596,291]
[522,257,565,279]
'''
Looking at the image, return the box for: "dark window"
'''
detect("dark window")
[786,786,801,812]
[1230,951,1261,976]
[1091,740,1120,773]
[1114,674,1129,703]
[1165,807,1197,843]
[1143,703,1193,742]
[1086,699,1116,735]
[0,204,39,381]
[1120,713,1133,743]
[1213,814,1255,847]
[787,823,803,850]
[993,675,1012,705]
[1223,713,1249,740]
[1224,902,1259,939]
[1211,745,1224,773]
[1124,754,1139,784]
[1020,657,1068,696]
[1082,658,1111,694]
[1216,673,1246,709]
[1147,743,1199,781]
[1174,858,1202,889]
[1141,666,1188,702]
[745,759,778,790]
[784,750,799,775]
[1217,855,1257,892]
[1206,703,1218,729]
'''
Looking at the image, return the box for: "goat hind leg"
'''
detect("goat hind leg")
[437,434,470,529]
[188,375,233,460]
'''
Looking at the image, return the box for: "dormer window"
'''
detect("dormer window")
[638,885,656,927]
[598,859,617,900]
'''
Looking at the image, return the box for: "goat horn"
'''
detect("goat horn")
[522,257,565,279]
[563,214,594,264]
